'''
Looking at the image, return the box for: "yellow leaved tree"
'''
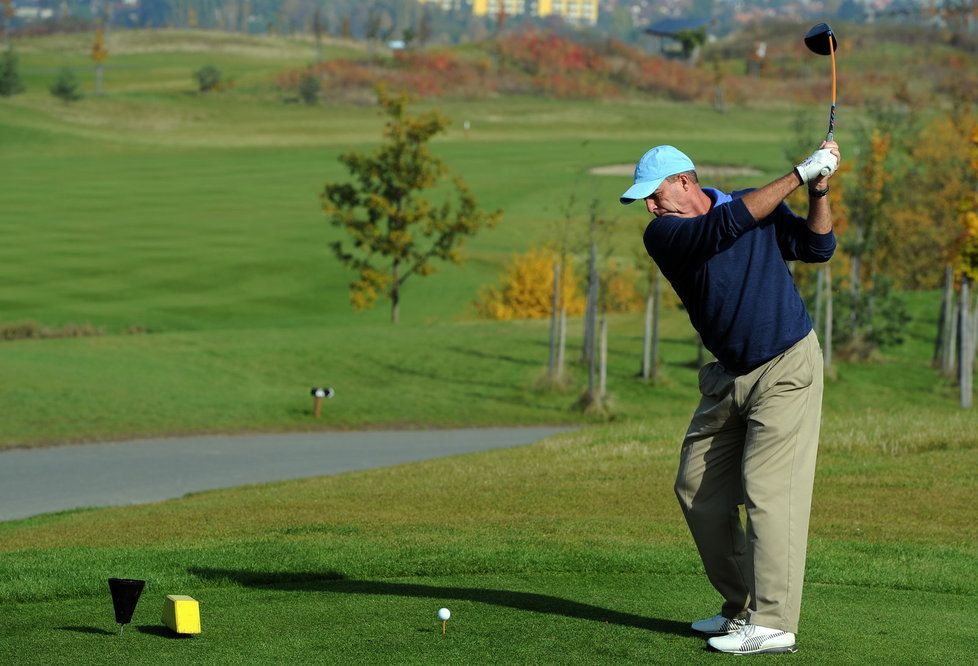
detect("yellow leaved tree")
[957,126,978,282]
[475,247,585,320]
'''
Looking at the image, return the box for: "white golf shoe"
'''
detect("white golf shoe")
[707,623,798,654]
[690,613,747,635]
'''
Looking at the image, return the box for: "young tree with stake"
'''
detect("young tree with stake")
[322,87,500,323]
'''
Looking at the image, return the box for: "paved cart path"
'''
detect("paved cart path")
[0,427,569,522]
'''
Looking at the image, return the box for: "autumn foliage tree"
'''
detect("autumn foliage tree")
[323,87,500,323]
[959,126,978,282]
[475,247,585,321]
[878,112,977,289]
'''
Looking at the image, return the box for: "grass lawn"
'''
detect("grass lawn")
[0,422,974,663]
[2,32,972,448]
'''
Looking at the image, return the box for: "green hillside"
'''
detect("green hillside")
[0,28,973,449]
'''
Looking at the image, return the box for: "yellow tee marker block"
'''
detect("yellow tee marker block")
[162,595,201,635]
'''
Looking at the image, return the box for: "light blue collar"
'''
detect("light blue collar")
[703,187,733,208]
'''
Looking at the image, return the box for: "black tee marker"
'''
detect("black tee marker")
[108,578,145,635]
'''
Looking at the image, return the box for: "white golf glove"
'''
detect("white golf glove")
[795,149,838,183]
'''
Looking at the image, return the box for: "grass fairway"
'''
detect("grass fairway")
[1,423,974,663]
[0,30,842,446]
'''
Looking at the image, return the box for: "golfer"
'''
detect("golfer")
[621,142,840,654]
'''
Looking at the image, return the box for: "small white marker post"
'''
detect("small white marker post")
[310,387,335,418]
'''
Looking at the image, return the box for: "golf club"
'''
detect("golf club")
[804,22,838,142]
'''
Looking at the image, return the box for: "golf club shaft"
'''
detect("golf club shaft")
[827,36,837,141]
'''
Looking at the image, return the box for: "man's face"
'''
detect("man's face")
[644,176,682,217]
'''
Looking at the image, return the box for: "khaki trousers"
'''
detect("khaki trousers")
[675,329,822,634]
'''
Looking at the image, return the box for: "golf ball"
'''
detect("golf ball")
[438,608,451,621]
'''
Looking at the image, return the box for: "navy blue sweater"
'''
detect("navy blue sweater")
[643,188,836,374]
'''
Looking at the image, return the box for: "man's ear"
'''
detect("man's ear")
[679,174,690,191]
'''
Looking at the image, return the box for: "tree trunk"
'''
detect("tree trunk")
[548,262,559,378]
[972,293,978,366]
[390,261,400,324]
[849,253,861,335]
[557,307,566,378]
[582,242,598,363]
[824,263,833,371]
[652,268,661,380]
[935,265,952,366]
[960,278,973,408]
[946,294,958,378]
[642,292,652,380]
[942,265,956,375]
[314,9,324,63]
[587,315,597,403]
[599,317,608,401]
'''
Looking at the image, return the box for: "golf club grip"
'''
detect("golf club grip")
[825,104,836,142]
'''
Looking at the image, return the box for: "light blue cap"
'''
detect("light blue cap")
[619,145,695,205]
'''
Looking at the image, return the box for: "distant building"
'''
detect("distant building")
[417,0,601,26]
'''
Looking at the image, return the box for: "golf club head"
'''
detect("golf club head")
[804,23,837,55]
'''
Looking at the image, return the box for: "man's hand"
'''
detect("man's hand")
[807,140,840,192]
[805,140,840,235]
[795,144,839,184]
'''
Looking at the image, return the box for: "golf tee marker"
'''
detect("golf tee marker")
[108,577,145,636]
[162,594,201,635]
[310,387,335,418]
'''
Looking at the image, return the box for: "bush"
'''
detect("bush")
[298,72,320,105]
[475,247,585,320]
[0,49,26,97]
[49,68,82,103]
[194,65,223,93]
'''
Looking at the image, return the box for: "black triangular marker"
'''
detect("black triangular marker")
[108,578,145,635]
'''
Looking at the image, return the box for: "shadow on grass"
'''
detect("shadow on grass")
[368,359,518,391]
[188,568,690,636]
[444,345,539,368]
[135,625,196,639]
[58,626,116,636]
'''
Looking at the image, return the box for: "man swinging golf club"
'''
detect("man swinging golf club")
[621,138,840,654]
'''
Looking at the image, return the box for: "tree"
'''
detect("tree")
[0,48,25,97]
[298,71,319,104]
[836,127,912,358]
[365,9,381,56]
[417,8,431,51]
[547,192,584,385]
[312,7,325,63]
[845,128,891,319]
[194,64,222,92]
[674,27,706,63]
[322,87,501,323]
[1,0,13,49]
[634,241,662,381]
[92,24,108,96]
[50,67,82,103]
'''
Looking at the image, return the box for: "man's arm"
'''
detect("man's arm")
[741,172,804,222]
[804,176,833,234]
[742,140,841,224]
